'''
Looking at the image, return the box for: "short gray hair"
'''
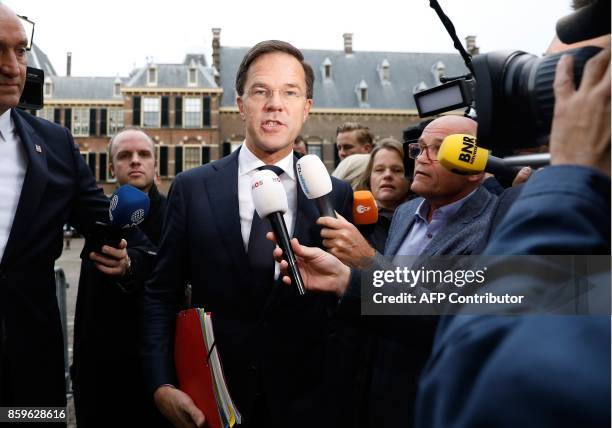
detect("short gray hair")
[108,127,156,161]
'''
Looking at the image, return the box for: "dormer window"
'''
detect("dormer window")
[378,59,390,84]
[321,57,332,81]
[188,68,197,85]
[431,61,445,85]
[44,77,53,97]
[413,81,428,93]
[188,59,198,86]
[357,79,368,104]
[113,77,121,97]
[147,65,157,86]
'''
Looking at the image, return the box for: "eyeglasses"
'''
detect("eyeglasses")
[407,142,441,162]
[247,86,305,103]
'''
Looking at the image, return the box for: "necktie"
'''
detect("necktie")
[247,165,284,282]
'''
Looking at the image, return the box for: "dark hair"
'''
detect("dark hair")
[294,135,308,147]
[572,0,594,10]
[359,137,406,190]
[336,122,374,147]
[235,40,314,99]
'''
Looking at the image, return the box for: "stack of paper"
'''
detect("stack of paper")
[175,308,242,428]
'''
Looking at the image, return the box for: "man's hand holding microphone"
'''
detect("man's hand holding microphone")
[87,184,150,277]
[297,154,377,269]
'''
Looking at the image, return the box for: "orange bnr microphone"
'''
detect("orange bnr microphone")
[438,134,522,180]
[353,191,378,225]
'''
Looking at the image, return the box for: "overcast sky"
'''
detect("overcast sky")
[7,0,573,77]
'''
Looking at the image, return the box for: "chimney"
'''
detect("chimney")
[66,52,72,77]
[343,33,353,55]
[465,35,479,55]
[212,28,221,85]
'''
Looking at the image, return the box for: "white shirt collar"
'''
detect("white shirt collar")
[0,110,13,143]
[238,142,296,181]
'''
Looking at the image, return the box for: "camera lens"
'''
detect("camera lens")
[473,46,602,151]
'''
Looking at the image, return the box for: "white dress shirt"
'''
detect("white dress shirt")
[0,109,28,260]
[238,143,297,278]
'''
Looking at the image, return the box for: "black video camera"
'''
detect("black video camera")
[19,66,44,111]
[15,14,44,111]
[414,0,610,153]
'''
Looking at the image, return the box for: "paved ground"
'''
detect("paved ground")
[55,237,85,428]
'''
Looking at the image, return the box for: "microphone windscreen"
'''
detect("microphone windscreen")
[353,191,379,225]
[438,134,489,175]
[296,154,333,199]
[556,0,610,44]
[251,169,289,218]
[109,184,150,228]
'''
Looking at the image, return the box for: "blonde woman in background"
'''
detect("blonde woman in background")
[357,138,413,251]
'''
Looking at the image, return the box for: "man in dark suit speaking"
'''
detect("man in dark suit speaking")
[0,3,132,408]
[143,40,353,427]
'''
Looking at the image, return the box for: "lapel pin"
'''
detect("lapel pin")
[35,144,42,153]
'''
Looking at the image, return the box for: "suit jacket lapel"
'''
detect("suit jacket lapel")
[422,186,491,256]
[385,199,420,256]
[205,148,248,273]
[1,110,49,265]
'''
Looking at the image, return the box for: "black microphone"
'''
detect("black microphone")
[84,184,150,254]
[296,154,336,218]
[503,153,550,168]
[251,169,306,295]
[556,0,610,44]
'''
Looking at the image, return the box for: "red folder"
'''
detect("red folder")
[174,308,224,428]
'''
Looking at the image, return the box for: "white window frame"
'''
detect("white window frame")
[108,108,124,136]
[382,65,390,81]
[142,96,161,128]
[182,144,202,171]
[183,97,202,129]
[44,81,53,97]
[72,108,90,137]
[38,107,54,122]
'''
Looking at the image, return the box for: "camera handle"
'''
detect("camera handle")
[428,0,474,75]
